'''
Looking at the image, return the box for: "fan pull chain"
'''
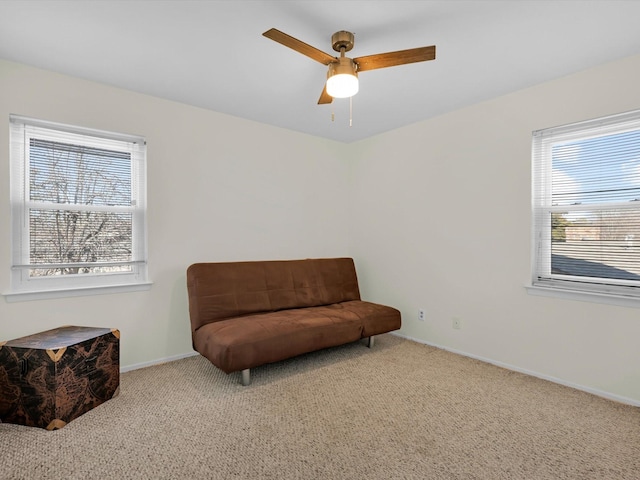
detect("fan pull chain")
[329,99,353,126]
[349,96,353,127]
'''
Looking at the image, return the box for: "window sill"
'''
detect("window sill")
[3,282,153,303]
[525,284,640,308]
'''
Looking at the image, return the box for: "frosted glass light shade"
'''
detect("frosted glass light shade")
[326,58,359,99]
[326,74,359,98]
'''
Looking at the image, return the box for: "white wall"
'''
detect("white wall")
[349,53,640,404]
[3,53,640,404]
[0,59,350,369]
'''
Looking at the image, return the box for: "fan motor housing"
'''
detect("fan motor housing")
[331,31,354,52]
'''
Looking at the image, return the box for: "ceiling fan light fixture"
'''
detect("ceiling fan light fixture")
[326,58,358,98]
[263,28,436,105]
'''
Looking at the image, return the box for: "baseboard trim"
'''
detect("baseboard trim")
[121,351,199,373]
[391,332,640,407]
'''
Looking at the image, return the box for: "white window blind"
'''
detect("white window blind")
[532,109,640,299]
[8,115,149,299]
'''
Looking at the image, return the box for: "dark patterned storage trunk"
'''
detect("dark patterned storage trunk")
[0,325,119,430]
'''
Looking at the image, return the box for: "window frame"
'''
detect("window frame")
[530,109,640,306]
[5,115,151,302]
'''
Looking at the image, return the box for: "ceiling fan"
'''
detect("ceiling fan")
[263,28,436,104]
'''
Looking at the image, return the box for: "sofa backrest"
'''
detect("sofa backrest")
[186,257,361,333]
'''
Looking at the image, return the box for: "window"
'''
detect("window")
[531,109,640,302]
[7,115,149,300]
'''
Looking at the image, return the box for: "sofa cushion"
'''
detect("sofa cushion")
[187,258,361,332]
[193,302,366,373]
[345,300,402,337]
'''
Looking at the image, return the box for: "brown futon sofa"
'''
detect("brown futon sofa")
[186,257,401,385]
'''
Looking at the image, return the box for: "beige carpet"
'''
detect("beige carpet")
[1,334,639,479]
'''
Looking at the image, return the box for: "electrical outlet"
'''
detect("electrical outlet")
[418,309,425,321]
[452,317,462,330]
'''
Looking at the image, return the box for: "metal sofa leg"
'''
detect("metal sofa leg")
[367,335,375,348]
[241,368,251,386]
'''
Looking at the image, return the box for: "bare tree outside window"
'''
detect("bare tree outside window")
[28,139,133,277]
[9,115,148,299]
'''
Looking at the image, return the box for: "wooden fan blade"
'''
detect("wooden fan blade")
[354,45,436,72]
[263,28,336,65]
[317,84,333,105]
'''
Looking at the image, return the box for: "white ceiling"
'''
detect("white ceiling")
[2,1,640,143]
